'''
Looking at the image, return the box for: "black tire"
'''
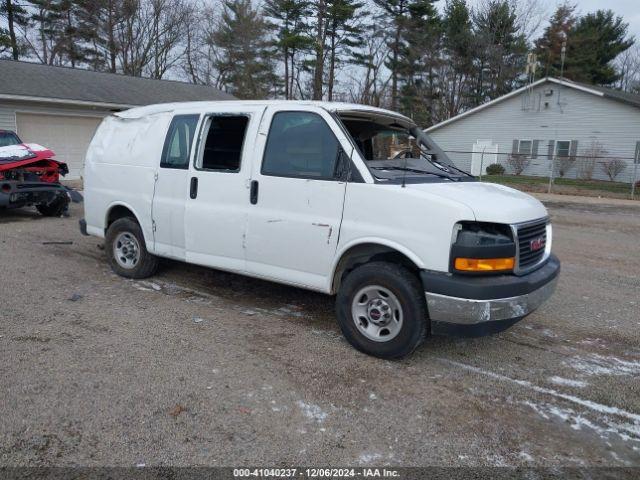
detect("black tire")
[105,217,159,279]
[36,195,69,217]
[336,262,428,359]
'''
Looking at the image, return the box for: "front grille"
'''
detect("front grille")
[516,219,548,271]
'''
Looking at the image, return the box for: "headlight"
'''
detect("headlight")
[450,222,516,274]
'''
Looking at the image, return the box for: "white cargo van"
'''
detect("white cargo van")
[81,101,559,358]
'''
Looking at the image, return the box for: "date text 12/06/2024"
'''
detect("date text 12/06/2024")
[233,468,401,478]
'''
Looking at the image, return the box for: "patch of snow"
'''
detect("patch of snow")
[568,354,640,377]
[0,144,30,159]
[549,376,587,388]
[518,452,534,462]
[296,400,328,423]
[523,400,640,445]
[438,358,640,424]
[24,143,49,152]
[358,452,382,464]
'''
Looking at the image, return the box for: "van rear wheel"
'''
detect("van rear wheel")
[105,217,159,279]
[336,262,428,359]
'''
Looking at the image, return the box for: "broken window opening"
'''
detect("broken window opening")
[199,115,249,172]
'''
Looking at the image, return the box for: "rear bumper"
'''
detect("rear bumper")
[421,254,560,337]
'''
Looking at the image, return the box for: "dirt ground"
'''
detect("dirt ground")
[1,197,639,469]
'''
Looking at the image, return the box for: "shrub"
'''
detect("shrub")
[579,141,606,180]
[599,158,627,181]
[485,163,505,175]
[556,156,575,177]
[506,154,530,175]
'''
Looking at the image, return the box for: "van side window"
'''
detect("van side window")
[262,112,340,180]
[200,115,249,171]
[160,114,199,169]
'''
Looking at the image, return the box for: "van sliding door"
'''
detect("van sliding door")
[184,106,263,272]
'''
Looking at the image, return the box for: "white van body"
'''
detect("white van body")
[83,101,559,358]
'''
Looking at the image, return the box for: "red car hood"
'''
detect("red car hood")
[0,143,57,172]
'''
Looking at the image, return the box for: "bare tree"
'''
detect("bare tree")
[579,140,606,180]
[347,24,390,106]
[117,0,189,78]
[617,44,640,93]
[507,153,530,175]
[600,158,627,181]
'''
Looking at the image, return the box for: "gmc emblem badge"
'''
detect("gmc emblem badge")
[530,237,545,252]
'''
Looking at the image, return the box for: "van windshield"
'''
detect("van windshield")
[337,113,472,183]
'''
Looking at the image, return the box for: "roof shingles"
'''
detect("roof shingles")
[0,60,234,107]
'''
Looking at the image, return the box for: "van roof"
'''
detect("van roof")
[114,100,414,125]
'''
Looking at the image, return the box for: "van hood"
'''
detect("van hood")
[406,181,548,224]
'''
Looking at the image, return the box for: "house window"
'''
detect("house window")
[517,140,532,156]
[556,141,571,158]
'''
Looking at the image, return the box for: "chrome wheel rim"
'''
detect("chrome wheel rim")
[351,285,403,342]
[113,232,140,269]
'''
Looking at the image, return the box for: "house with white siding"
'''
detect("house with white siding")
[426,77,640,183]
[0,60,233,179]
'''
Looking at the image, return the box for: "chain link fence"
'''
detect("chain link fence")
[442,140,640,200]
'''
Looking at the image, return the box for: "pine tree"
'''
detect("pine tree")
[1,0,29,59]
[567,10,634,86]
[325,0,364,101]
[440,0,474,118]
[396,0,441,126]
[472,0,527,105]
[213,0,277,99]
[373,0,411,110]
[534,3,576,78]
[74,0,126,72]
[263,0,312,99]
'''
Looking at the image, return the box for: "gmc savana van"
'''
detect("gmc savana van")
[81,101,560,358]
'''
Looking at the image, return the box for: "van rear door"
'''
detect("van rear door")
[152,114,200,260]
[244,106,351,291]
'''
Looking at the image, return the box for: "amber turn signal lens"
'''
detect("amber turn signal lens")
[454,257,515,272]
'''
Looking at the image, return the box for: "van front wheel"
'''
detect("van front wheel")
[105,217,159,279]
[336,262,428,359]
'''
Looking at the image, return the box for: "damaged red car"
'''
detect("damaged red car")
[0,131,72,216]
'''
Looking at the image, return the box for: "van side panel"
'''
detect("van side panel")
[84,112,172,246]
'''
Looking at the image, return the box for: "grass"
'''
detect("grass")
[482,174,636,199]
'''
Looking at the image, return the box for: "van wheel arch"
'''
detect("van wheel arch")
[331,244,422,294]
[105,205,140,233]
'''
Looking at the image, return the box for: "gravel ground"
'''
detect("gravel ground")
[0,198,639,468]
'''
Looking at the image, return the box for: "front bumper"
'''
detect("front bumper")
[421,254,560,337]
[0,181,67,209]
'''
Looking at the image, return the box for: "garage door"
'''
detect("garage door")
[16,113,103,180]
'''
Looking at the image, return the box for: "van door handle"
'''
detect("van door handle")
[250,180,259,204]
[190,177,198,199]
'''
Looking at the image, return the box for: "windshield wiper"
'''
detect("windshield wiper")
[434,161,472,177]
[371,166,457,180]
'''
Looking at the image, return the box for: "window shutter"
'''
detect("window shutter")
[569,140,578,159]
[512,139,519,155]
[635,141,640,164]
[532,140,540,159]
